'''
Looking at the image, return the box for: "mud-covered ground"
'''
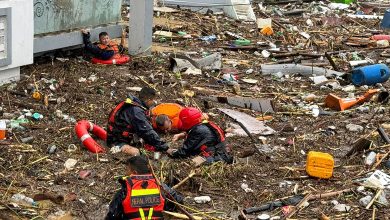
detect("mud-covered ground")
[1,1,390,219]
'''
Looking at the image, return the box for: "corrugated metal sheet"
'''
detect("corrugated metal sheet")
[34,0,122,35]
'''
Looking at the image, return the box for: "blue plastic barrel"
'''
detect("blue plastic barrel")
[352,64,390,86]
[381,9,390,29]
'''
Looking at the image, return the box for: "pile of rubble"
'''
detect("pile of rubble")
[1,0,390,219]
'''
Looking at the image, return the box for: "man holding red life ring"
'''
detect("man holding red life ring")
[107,87,169,156]
[105,156,183,220]
[165,107,233,165]
[81,29,126,60]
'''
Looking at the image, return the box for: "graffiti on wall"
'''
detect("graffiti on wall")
[34,0,74,18]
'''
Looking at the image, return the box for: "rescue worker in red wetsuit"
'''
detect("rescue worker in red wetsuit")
[166,107,233,164]
[105,156,183,220]
[107,87,169,156]
[81,29,126,60]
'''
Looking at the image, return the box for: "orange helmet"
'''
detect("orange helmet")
[179,107,202,131]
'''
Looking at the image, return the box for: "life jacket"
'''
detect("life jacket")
[122,175,165,220]
[198,121,226,157]
[97,41,121,59]
[107,98,148,145]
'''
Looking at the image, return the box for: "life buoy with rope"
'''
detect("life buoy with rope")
[91,55,130,65]
[75,120,107,153]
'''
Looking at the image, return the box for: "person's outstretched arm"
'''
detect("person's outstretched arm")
[81,29,114,60]
[170,129,204,158]
[130,108,169,152]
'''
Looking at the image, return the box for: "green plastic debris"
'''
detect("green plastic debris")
[175,72,182,80]
[234,39,251,46]
[332,0,354,4]
[178,31,187,36]
[10,118,29,131]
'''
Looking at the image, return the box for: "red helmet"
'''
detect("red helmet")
[179,107,202,131]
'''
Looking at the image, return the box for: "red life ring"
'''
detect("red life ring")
[75,120,107,153]
[91,55,130,65]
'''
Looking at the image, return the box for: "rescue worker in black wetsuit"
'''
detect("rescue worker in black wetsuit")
[107,87,169,156]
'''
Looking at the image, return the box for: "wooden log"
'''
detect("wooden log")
[283,193,312,220]
[163,211,202,220]
[309,188,353,201]
[366,189,382,209]
[172,169,197,189]
[147,158,196,220]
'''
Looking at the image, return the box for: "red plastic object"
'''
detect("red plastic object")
[144,144,156,152]
[75,120,107,153]
[79,170,92,179]
[91,55,131,65]
[371,35,390,41]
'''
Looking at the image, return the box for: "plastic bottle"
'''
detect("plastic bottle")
[11,193,38,206]
[234,39,251,46]
[365,152,377,166]
[0,120,6,140]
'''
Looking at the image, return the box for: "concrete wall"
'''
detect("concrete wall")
[0,0,33,85]
[34,0,122,35]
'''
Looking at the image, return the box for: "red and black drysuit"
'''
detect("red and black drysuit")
[107,96,168,152]
[170,121,233,163]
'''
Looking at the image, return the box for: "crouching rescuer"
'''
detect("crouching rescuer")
[106,156,183,220]
[107,87,169,156]
[166,107,233,164]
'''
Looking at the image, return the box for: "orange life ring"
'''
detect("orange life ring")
[91,55,130,65]
[75,120,107,153]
